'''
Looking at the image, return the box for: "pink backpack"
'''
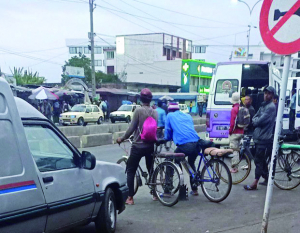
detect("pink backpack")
[140,109,157,142]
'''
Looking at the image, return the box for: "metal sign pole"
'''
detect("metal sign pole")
[261,55,292,233]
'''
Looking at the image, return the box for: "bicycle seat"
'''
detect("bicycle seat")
[156,152,185,159]
[204,148,233,157]
[156,139,167,146]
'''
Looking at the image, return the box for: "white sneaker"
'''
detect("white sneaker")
[241,165,249,170]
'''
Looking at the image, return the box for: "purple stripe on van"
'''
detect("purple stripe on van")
[206,109,231,138]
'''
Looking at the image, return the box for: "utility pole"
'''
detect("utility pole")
[246,25,251,61]
[89,0,96,98]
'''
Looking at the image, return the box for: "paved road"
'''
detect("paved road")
[75,134,300,233]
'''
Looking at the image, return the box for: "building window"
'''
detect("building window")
[172,50,176,58]
[94,60,102,67]
[69,47,77,54]
[107,66,114,74]
[78,47,83,54]
[107,51,114,60]
[84,47,91,54]
[163,48,166,56]
[94,47,102,54]
[194,46,206,53]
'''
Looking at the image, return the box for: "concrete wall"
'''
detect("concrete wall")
[59,118,206,148]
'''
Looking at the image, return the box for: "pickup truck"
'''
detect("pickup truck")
[0,78,128,233]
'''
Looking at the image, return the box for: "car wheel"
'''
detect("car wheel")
[77,117,84,126]
[97,116,103,124]
[126,116,131,123]
[62,123,67,126]
[111,119,115,124]
[95,188,117,233]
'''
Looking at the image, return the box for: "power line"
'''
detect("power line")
[100,0,171,34]
[99,2,245,29]
[98,2,241,46]
[131,0,246,27]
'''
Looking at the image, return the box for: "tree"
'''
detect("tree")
[95,71,121,84]
[10,67,46,85]
[61,55,121,86]
[61,55,92,84]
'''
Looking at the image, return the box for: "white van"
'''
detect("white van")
[205,61,281,146]
[283,77,300,131]
[0,78,128,233]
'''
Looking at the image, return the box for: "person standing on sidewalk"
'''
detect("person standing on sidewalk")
[244,95,256,135]
[244,86,276,190]
[289,89,296,131]
[229,93,244,173]
[156,100,166,139]
[189,101,193,113]
[117,88,158,205]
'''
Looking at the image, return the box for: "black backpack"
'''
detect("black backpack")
[236,106,250,128]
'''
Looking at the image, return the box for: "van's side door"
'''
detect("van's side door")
[0,79,47,233]
[23,122,95,233]
[295,81,300,129]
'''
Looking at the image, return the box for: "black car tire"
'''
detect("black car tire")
[111,119,115,123]
[97,116,103,124]
[77,117,84,126]
[95,188,117,233]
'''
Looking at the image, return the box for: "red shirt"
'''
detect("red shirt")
[229,103,244,135]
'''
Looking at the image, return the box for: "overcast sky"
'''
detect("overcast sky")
[1,0,264,83]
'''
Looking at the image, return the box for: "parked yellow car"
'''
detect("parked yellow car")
[60,104,104,126]
[110,104,140,123]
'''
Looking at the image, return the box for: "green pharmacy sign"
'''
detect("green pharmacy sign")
[181,59,216,93]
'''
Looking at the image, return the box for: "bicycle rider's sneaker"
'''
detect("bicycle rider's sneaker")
[190,190,199,196]
[241,165,249,170]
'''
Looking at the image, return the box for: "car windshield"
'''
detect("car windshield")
[118,105,132,111]
[70,105,86,112]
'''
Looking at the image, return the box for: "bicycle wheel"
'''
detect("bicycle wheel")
[201,159,232,203]
[152,161,182,207]
[117,157,140,196]
[274,154,300,190]
[223,152,251,184]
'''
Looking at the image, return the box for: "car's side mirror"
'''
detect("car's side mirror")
[81,151,96,170]
[86,109,90,113]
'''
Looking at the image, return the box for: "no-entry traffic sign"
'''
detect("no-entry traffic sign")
[260,0,300,55]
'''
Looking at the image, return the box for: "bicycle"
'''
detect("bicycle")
[271,136,300,190]
[175,146,233,203]
[117,138,185,207]
[222,135,253,185]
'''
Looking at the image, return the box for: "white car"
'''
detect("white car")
[0,78,128,233]
[110,105,140,123]
[179,104,189,114]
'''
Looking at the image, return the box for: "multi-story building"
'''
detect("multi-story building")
[115,33,193,85]
[66,39,116,74]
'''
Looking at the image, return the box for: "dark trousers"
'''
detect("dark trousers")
[254,144,272,180]
[157,128,164,139]
[198,103,203,117]
[126,145,154,197]
[174,140,215,191]
[289,108,295,131]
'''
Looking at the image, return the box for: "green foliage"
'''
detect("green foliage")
[10,67,46,85]
[61,55,121,85]
[61,55,92,84]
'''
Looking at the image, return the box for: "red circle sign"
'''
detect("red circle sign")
[260,0,300,55]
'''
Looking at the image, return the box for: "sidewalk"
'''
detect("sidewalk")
[213,210,300,233]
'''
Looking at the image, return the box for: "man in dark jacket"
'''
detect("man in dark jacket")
[244,86,276,190]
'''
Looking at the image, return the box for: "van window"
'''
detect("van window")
[24,125,77,172]
[214,79,239,105]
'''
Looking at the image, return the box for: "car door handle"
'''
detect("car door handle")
[43,176,54,183]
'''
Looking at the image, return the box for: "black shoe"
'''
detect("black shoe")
[259,180,268,186]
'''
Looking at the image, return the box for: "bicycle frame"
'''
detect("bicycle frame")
[180,153,221,184]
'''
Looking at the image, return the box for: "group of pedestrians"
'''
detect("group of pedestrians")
[229,86,277,190]
[117,88,215,205]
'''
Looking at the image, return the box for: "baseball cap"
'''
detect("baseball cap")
[168,102,180,111]
[264,86,275,94]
